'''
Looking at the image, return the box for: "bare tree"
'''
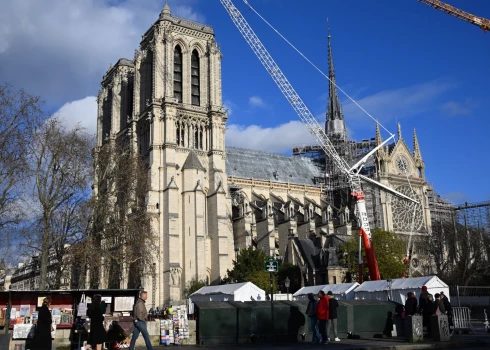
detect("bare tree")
[86,139,157,289]
[0,84,44,242]
[27,117,93,289]
[425,215,490,285]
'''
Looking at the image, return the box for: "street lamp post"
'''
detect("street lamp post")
[285,276,290,300]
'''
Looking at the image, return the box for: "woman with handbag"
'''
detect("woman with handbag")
[82,294,107,350]
[34,296,54,350]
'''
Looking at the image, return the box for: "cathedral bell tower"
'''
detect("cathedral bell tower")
[98,1,234,306]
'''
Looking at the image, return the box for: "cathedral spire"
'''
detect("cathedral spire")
[375,120,382,146]
[325,21,347,139]
[397,122,402,140]
[413,128,423,160]
[161,0,171,17]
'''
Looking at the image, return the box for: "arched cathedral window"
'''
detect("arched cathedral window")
[194,127,199,149]
[174,46,183,103]
[199,127,203,150]
[191,50,200,106]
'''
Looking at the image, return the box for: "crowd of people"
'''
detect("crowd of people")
[405,287,453,337]
[305,290,340,345]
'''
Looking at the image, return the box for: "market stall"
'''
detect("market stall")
[189,282,265,314]
[354,276,450,305]
[293,282,360,300]
[1,289,141,349]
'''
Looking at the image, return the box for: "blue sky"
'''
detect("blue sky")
[1,0,489,203]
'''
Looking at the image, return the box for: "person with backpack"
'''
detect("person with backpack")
[305,293,322,344]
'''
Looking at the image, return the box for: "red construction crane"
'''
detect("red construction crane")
[417,0,490,32]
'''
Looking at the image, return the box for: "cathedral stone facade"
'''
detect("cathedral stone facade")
[96,3,432,306]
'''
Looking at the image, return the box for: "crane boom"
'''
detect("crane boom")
[417,0,490,31]
[220,0,350,176]
[219,0,383,280]
[221,0,419,282]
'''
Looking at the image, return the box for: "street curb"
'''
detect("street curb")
[343,340,486,350]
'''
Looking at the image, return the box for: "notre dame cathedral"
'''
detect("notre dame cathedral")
[96,2,434,306]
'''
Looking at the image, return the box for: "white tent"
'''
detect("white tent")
[188,282,266,314]
[293,282,360,300]
[354,276,450,305]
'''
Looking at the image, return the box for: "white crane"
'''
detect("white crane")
[220,0,418,281]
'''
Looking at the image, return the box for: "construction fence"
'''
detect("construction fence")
[450,286,490,333]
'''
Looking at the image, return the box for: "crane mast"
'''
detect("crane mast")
[220,0,382,280]
[417,0,490,32]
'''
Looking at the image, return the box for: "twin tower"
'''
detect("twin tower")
[96,3,234,305]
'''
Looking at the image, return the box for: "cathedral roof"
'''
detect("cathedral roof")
[295,238,321,269]
[225,147,324,187]
[182,151,206,171]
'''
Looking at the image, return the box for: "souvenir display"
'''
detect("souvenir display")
[160,304,189,346]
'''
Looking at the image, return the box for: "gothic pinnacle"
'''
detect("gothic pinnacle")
[161,0,171,17]
[413,128,422,160]
[375,120,382,146]
[397,123,402,140]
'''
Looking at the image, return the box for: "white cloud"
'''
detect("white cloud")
[440,98,477,117]
[0,0,203,105]
[342,80,454,124]
[54,96,98,136]
[226,120,314,153]
[249,96,266,108]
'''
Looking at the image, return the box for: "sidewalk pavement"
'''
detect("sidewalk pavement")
[134,334,490,350]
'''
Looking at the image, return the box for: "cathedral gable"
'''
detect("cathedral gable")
[388,140,418,178]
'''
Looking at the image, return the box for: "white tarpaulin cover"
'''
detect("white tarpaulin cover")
[355,276,450,305]
[188,282,266,314]
[293,282,360,300]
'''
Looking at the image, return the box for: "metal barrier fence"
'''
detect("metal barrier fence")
[450,285,490,333]
[452,307,474,333]
[450,286,490,321]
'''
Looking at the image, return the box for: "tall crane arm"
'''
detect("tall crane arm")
[417,0,490,31]
[219,0,351,179]
[220,0,418,282]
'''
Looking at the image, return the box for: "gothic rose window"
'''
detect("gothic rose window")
[191,50,200,106]
[391,185,424,232]
[174,46,183,103]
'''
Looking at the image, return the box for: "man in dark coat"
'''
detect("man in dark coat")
[419,286,429,313]
[326,291,340,341]
[405,292,418,316]
[423,294,435,336]
[440,291,453,331]
[305,293,321,343]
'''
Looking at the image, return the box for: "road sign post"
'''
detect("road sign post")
[264,257,278,343]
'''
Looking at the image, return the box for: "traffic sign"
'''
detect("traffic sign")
[264,259,278,272]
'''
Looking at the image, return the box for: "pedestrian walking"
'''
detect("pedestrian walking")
[326,291,340,342]
[129,291,153,350]
[82,294,107,350]
[305,293,322,344]
[316,290,329,345]
[33,296,53,350]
